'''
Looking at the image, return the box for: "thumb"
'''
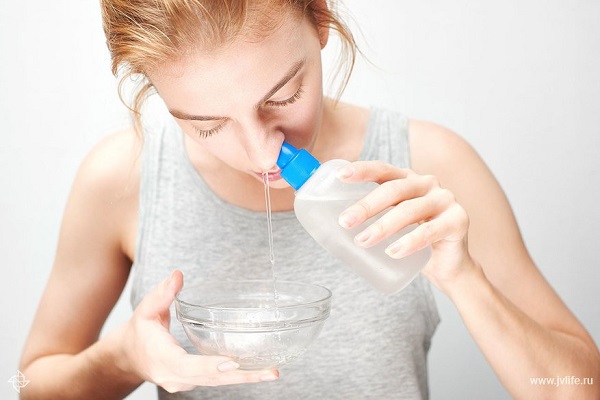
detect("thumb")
[136,269,184,320]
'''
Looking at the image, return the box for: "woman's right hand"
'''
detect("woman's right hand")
[116,270,279,393]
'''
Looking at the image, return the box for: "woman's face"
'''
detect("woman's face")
[149,12,326,189]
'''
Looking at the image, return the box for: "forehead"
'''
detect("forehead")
[149,13,320,115]
[149,15,314,103]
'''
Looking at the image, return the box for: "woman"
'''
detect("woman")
[19,0,600,399]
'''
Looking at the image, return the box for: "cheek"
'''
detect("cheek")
[280,95,322,147]
[177,120,249,166]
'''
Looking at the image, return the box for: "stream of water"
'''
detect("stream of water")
[262,172,280,314]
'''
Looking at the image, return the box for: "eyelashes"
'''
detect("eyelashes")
[192,86,305,139]
[194,124,225,139]
[265,86,305,107]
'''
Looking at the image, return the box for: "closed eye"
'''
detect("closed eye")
[264,86,304,108]
[192,85,304,138]
[193,121,227,138]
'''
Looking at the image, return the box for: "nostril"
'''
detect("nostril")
[242,134,284,173]
[263,166,281,173]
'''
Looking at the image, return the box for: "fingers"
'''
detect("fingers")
[337,161,469,256]
[338,175,436,229]
[351,194,445,248]
[175,354,279,386]
[385,204,469,259]
[156,353,279,392]
[137,270,184,320]
[143,331,280,392]
[337,160,414,184]
[130,270,280,393]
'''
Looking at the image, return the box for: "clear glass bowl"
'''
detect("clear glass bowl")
[175,280,332,370]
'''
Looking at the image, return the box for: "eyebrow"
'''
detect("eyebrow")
[169,58,306,121]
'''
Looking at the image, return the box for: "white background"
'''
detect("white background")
[1,1,599,399]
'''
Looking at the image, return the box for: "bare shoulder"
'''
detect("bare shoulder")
[408,119,481,177]
[76,128,142,197]
[407,118,506,205]
[68,127,142,259]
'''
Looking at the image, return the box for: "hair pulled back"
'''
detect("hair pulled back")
[100,0,357,132]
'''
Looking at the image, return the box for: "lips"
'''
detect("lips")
[254,170,282,182]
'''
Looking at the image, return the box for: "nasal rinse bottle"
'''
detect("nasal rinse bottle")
[277,142,431,294]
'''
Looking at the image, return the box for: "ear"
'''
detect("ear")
[311,0,330,49]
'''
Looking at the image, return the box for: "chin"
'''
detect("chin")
[267,179,293,190]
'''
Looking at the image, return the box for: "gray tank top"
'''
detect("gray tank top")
[131,103,440,399]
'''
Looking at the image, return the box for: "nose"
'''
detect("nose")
[239,118,284,172]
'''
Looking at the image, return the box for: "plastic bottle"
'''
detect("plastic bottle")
[277,142,431,294]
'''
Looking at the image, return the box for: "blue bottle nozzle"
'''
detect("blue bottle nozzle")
[276,142,321,190]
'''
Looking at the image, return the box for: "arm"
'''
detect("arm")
[19,130,143,399]
[337,120,600,399]
[19,129,277,399]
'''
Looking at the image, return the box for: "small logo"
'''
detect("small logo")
[8,370,30,393]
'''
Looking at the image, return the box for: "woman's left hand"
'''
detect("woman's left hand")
[336,160,474,287]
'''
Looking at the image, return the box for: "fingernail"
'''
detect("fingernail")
[338,211,357,228]
[260,372,279,382]
[385,241,404,258]
[217,361,240,372]
[354,229,372,244]
[336,165,354,179]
